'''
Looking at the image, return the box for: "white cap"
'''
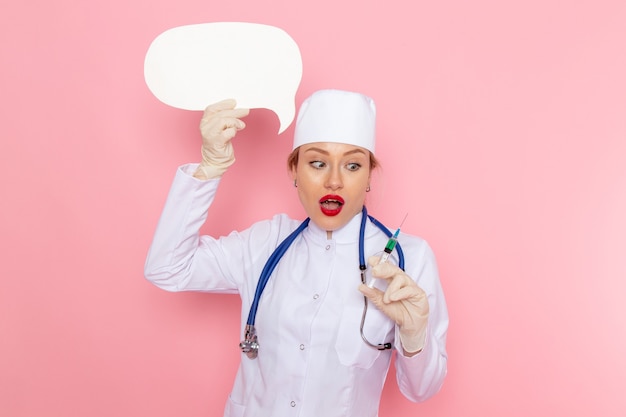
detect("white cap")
[293,89,376,154]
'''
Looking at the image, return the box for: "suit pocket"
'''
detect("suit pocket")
[334,301,394,368]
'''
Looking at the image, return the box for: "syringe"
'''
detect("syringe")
[379,227,400,264]
[368,213,408,288]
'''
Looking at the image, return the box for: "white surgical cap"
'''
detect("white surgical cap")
[293,89,376,154]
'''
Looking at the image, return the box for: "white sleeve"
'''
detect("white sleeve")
[394,240,449,402]
[144,164,241,293]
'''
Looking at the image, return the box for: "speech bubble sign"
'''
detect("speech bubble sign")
[144,22,302,134]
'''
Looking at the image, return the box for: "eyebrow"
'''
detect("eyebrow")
[303,147,367,157]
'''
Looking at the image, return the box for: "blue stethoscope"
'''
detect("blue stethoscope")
[240,206,405,359]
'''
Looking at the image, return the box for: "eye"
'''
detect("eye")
[346,162,361,171]
[310,160,326,169]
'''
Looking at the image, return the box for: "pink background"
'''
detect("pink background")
[1,1,625,416]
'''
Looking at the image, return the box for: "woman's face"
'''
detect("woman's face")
[291,142,371,232]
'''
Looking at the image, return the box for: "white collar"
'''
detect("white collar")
[303,209,379,245]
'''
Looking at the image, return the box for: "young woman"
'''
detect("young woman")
[145,89,448,417]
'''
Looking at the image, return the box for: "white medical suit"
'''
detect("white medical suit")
[145,164,448,417]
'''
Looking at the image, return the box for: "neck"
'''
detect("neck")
[326,230,332,240]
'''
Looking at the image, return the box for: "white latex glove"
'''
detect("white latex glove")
[359,255,430,355]
[194,99,250,180]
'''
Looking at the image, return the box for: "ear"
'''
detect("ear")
[289,156,299,181]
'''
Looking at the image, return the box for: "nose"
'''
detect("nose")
[324,166,343,191]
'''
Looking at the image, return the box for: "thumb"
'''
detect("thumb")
[204,98,237,114]
[358,283,382,301]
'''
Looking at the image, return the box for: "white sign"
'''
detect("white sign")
[144,22,303,133]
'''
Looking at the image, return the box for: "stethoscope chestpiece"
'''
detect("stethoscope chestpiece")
[239,324,259,359]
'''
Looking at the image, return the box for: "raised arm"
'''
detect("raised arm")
[144,100,249,292]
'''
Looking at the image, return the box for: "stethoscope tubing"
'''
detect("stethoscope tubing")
[246,207,404,327]
[246,217,310,326]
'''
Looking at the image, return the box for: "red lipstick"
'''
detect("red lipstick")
[319,195,345,216]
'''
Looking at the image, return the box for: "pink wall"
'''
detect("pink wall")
[2,1,625,416]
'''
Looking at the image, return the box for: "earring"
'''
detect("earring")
[366,185,371,192]
[294,180,298,188]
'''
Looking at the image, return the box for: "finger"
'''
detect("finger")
[234,118,246,130]
[220,123,246,141]
[204,104,249,124]
[358,283,384,303]
[387,285,422,303]
[219,107,250,119]
[204,117,246,137]
[367,255,382,267]
[382,274,417,303]
[214,117,246,131]
[371,261,404,280]
[384,269,413,291]
[205,98,237,113]
[202,109,250,125]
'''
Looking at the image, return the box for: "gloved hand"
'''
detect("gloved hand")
[359,255,430,355]
[193,99,250,180]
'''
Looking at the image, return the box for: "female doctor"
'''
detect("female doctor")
[145,89,448,417]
